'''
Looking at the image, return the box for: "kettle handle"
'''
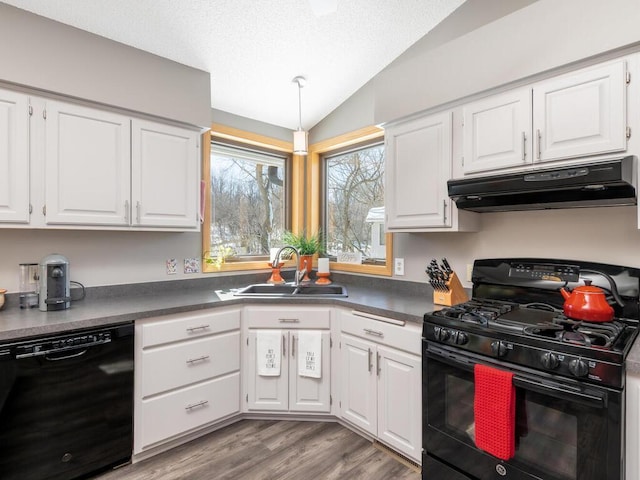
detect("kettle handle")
[581,269,625,308]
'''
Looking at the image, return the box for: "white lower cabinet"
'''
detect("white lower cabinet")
[134,308,241,455]
[339,309,422,464]
[627,373,640,480]
[243,306,332,414]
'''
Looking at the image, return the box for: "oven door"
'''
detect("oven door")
[423,342,622,480]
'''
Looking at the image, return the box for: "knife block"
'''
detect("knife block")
[433,271,469,306]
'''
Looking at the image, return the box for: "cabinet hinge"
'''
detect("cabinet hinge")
[42,109,47,120]
[29,204,33,215]
[28,105,33,116]
[330,337,333,348]
[246,337,249,346]
[330,395,333,406]
[627,127,632,139]
[42,205,46,216]
[246,394,248,402]
[626,71,631,84]
[461,156,464,167]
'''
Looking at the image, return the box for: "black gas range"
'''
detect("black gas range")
[422,258,640,480]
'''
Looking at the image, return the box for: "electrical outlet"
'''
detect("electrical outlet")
[467,264,473,282]
[394,258,405,276]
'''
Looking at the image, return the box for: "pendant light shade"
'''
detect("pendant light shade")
[292,76,308,155]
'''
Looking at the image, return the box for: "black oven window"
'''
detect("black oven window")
[428,357,612,480]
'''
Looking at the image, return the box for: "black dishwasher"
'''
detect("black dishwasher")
[0,323,134,480]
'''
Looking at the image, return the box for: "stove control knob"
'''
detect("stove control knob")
[490,341,508,357]
[540,352,559,370]
[452,331,468,345]
[568,358,589,377]
[434,327,450,342]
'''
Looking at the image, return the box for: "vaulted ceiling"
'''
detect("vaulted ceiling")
[2,0,466,129]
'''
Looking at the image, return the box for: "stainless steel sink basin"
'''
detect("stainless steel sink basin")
[234,283,347,297]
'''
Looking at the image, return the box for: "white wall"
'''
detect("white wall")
[0,3,211,127]
[396,206,640,287]
[374,0,640,124]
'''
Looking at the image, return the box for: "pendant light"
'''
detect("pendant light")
[292,75,308,155]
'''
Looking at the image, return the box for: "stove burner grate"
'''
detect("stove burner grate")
[523,316,625,349]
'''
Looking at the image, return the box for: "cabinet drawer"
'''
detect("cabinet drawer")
[140,308,240,347]
[140,331,240,397]
[137,373,240,450]
[339,310,421,355]
[244,306,331,329]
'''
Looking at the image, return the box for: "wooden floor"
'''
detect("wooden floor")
[92,420,421,480]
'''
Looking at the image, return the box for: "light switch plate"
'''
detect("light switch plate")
[394,258,405,276]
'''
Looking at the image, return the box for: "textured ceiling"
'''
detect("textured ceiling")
[2,0,465,130]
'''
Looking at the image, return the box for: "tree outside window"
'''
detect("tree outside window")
[324,142,385,263]
[209,143,288,259]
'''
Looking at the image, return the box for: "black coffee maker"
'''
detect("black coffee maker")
[38,254,71,311]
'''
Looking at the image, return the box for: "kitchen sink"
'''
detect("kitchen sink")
[234,283,347,297]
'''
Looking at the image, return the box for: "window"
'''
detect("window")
[202,125,300,273]
[209,143,288,257]
[324,142,385,263]
[308,126,392,276]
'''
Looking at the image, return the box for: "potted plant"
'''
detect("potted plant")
[282,230,324,281]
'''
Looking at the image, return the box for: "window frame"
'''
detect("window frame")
[308,126,392,276]
[202,124,303,273]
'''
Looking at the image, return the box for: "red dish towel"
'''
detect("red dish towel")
[474,363,516,461]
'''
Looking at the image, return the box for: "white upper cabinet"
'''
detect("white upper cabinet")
[0,89,30,223]
[462,88,532,175]
[131,120,200,229]
[45,101,131,226]
[460,59,628,177]
[385,111,452,229]
[533,61,627,163]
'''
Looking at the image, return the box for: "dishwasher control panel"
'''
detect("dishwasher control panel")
[13,331,112,358]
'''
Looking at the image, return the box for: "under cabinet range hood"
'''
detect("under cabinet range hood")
[448,156,636,212]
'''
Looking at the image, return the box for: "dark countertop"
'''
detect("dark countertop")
[0,274,435,342]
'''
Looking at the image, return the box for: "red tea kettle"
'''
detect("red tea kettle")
[560,279,614,322]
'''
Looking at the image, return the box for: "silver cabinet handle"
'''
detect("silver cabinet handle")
[124,200,130,224]
[283,334,286,357]
[136,201,141,224]
[292,335,296,358]
[368,348,372,373]
[377,352,381,376]
[185,400,208,411]
[536,129,542,160]
[364,328,384,337]
[279,318,300,323]
[522,131,526,161]
[186,355,210,364]
[443,199,447,224]
[186,324,210,333]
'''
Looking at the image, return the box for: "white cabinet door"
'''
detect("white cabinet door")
[0,89,30,223]
[377,345,421,463]
[385,111,452,229]
[627,373,640,480]
[289,330,331,413]
[131,119,199,229]
[44,101,131,225]
[246,330,289,411]
[462,88,532,174]
[339,333,377,436]
[533,61,627,163]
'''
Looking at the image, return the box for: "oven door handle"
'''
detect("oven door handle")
[426,345,607,409]
[512,376,606,409]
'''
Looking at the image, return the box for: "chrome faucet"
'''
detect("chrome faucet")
[272,245,307,286]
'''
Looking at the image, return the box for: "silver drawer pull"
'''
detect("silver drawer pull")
[186,355,210,364]
[186,324,210,333]
[279,318,300,323]
[185,400,209,411]
[364,328,384,337]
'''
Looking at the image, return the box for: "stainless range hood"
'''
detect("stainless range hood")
[448,156,636,212]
